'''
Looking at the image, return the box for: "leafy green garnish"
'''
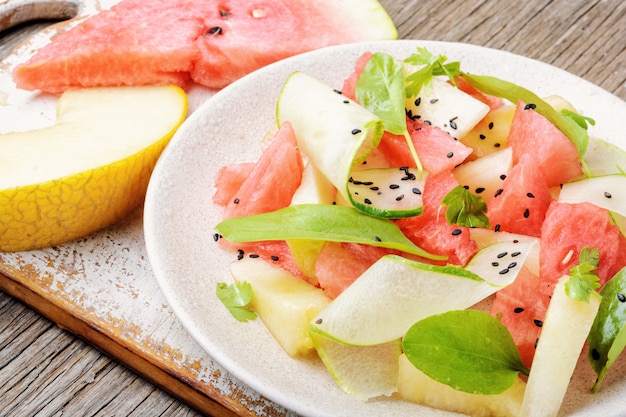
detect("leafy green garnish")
[441,185,490,228]
[588,266,626,392]
[215,204,446,261]
[459,72,592,176]
[565,246,601,302]
[216,281,257,322]
[404,47,461,97]
[402,310,529,395]
[356,52,423,177]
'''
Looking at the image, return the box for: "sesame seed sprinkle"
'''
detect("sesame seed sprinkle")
[605,191,612,199]
[514,307,524,313]
[524,103,537,110]
[351,128,362,135]
[533,319,543,327]
[618,293,626,302]
[451,229,462,236]
[523,208,530,218]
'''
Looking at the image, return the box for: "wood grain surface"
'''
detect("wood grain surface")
[0,0,624,416]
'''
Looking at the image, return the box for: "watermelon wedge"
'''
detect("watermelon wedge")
[12,0,397,93]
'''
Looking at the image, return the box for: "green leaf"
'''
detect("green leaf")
[566,247,601,302]
[216,281,257,322]
[404,47,461,97]
[441,185,490,228]
[215,204,446,261]
[402,310,528,395]
[356,52,423,175]
[561,109,596,130]
[588,266,626,392]
[460,72,591,176]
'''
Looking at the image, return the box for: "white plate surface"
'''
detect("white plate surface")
[143,40,626,417]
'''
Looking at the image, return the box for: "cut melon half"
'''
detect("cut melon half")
[0,85,188,251]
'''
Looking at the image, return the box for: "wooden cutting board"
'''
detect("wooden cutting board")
[0,1,287,415]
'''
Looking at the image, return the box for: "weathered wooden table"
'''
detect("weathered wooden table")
[1,0,624,416]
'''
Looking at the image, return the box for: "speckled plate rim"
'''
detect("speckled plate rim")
[144,40,626,417]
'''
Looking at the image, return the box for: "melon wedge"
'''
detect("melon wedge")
[0,85,187,251]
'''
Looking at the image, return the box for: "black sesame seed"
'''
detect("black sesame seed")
[492,262,499,267]
[430,98,439,104]
[364,198,372,205]
[446,151,454,158]
[494,143,501,148]
[463,185,470,189]
[499,268,510,275]
[523,208,530,218]
[412,188,422,195]
[527,192,535,198]
[508,262,518,269]
[533,319,543,327]
[497,252,508,258]
[605,191,612,199]
[249,254,260,258]
[207,26,223,35]
[271,255,279,261]
[396,194,405,201]
[495,224,501,232]
[424,120,432,125]
[333,89,342,95]
[475,187,485,194]
[370,186,380,191]
[494,188,504,198]
[618,293,626,302]
[343,100,350,104]
[449,117,458,130]
[591,348,601,361]
[451,229,462,236]
[414,97,421,106]
[351,128,362,135]
[237,252,244,260]
[511,251,521,257]
[374,236,382,242]
[534,338,539,349]
[479,134,486,140]
[488,122,494,130]
[212,233,220,242]
[315,318,323,324]
[233,198,240,204]
[514,307,525,314]
[390,184,400,189]
[220,9,229,17]
[500,174,507,180]
[524,103,537,110]
[513,239,519,243]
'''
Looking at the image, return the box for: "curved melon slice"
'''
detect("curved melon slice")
[0,85,187,251]
[558,174,626,217]
[309,240,533,347]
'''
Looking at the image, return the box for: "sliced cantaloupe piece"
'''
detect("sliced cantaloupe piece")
[0,85,187,251]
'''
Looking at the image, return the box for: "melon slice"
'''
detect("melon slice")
[13,0,397,92]
[0,86,187,251]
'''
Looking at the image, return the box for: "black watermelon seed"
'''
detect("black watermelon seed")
[591,348,601,361]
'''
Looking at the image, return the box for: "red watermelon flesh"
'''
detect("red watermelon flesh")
[487,153,553,237]
[314,242,397,299]
[213,162,255,206]
[13,0,396,92]
[507,100,583,187]
[377,118,472,175]
[539,201,626,296]
[490,266,550,368]
[395,170,478,266]
[221,121,303,219]
[340,51,373,102]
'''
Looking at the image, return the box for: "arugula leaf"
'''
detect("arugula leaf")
[402,310,529,395]
[356,52,423,176]
[216,281,257,322]
[404,47,461,97]
[460,72,592,176]
[565,246,601,302]
[441,185,490,228]
[588,266,626,392]
[215,204,447,261]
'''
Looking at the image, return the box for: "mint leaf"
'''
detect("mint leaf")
[441,185,490,228]
[566,247,601,302]
[588,266,626,392]
[402,310,528,395]
[215,204,447,261]
[216,281,257,322]
[356,52,423,176]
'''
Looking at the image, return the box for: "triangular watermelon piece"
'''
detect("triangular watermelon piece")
[507,100,583,187]
[487,153,553,237]
[13,0,397,92]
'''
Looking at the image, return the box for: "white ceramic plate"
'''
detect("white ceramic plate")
[143,40,626,417]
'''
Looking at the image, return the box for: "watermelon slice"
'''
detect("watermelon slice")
[13,0,397,93]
